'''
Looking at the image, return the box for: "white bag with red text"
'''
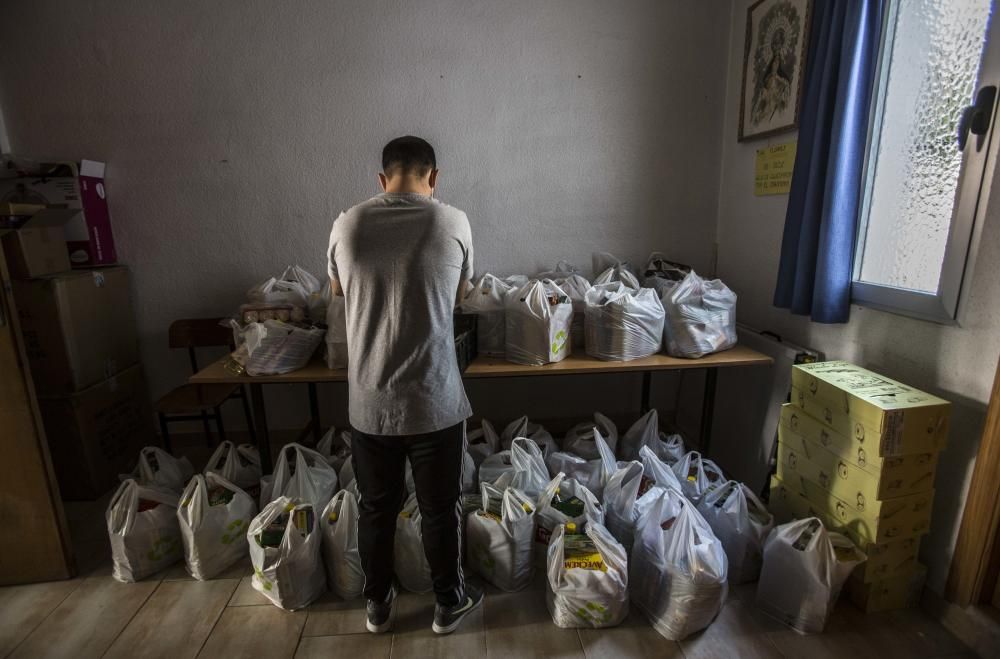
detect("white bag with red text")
[320,490,365,599]
[696,480,774,584]
[107,479,183,582]
[546,521,629,629]
[178,473,257,580]
[248,497,325,610]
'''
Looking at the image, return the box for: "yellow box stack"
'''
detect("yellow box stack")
[769,360,950,613]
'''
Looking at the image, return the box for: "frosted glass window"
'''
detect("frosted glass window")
[858,0,991,293]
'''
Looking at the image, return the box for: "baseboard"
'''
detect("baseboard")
[921,588,1000,658]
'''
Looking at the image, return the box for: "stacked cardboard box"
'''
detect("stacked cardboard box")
[769,360,949,613]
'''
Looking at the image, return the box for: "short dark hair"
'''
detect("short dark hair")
[382,136,436,176]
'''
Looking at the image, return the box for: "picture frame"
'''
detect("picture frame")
[738,0,812,142]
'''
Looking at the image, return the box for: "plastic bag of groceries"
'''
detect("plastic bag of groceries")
[325,294,348,369]
[461,449,477,494]
[546,426,618,500]
[479,449,514,487]
[107,479,183,582]
[593,265,641,290]
[505,274,530,288]
[672,451,725,504]
[122,446,194,493]
[204,441,262,497]
[535,472,604,562]
[467,419,501,469]
[630,488,728,640]
[696,480,774,584]
[563,412,619,459]
[592,252,636,281]
[316,428,352,473]
[466,483,536,592]
[500,415,558,457]
[461,274,514,357]
[492,437,552,499]
[604,446,684,553]
[661,270,737,359]
[320,490,365,599]
[307,280,331,322]
[262,443,338,510]
[505,279,573,365]
[584,283,665,361]
[756,518,866,633]
[642,253,690,298]
[242,321,325,376]
[395,494,433,593]
[546,521,628,628]
[248,496,325,610]
[178,473,257,580]
[555,273,591,349]
[536,260,579,280]
[619,409,685,464]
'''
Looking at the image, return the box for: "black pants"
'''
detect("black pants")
[351,420,466,606]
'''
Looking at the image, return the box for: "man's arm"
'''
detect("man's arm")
[331,277,344,297]
[456,278,471,307]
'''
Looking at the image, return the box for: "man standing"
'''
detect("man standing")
[327,136,482,635]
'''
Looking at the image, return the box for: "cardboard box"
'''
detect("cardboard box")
[0,214,73,279]
[37,364,152,500]
[791,361,950,455]
[847,563,926,613]
[12,266,139,395]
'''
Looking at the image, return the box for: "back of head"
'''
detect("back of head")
[382,136,436,177]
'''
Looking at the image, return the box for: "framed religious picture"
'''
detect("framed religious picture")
[739,0,812,142]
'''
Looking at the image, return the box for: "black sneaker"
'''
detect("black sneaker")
[366,585,396,634]
[432,584,484,635]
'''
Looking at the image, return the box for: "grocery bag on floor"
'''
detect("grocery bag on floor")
[535,473,604,562]
[178,473,257,580]
[619,409,685,464]
[461,274,514,357]
[479,449,514,487]
[546,521,628,628]
[461,449,477,494]
[467,419,500,469]
[204,441,262,497]
[662,270,737,358]
[563,412,619,459]
[504,279,573,365]
[248,496,325,610]
[630,489,728,640]
[325,294,349,369]
[672,451,725,504]
[500,415,558,457]
[320,490,365,599]
[593,265,641,290]
[316,428,352,473]
[493,437,551,499]
[756,518,865,633]
[584,283,665,361]
[123,446,194,493]
[395,494,433,593]
[555,274,591,349]
[267,443,339,510]
[604,446,684,553]
[545,426,618,499]
[696,480,774,584]
[466,483,536,591]
[107,479,183,582]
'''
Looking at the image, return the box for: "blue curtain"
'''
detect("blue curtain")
[773,0,885,323]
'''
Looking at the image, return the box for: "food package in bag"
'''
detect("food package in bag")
[643,252,690,298]
[244,323,325,376]
[320,490,365,599]
[504,279,573,365]
[316,428,352,473]
[492,438,551,499]
[546,521,629,628]
[499,415,558,457]
[563,412,619,459]
[584,283,665,361]
[395,494,433,593]
[461,274,514,357]
[178,473,257,580]
[204,441,262,497]
[545,426,618,500]
[267,443,339,510]
[122,446,195,493]
[604,446,684,554]
[466,483,536,592]
[696,480,774,584]
[672,451,725,504]
[107,479,184,582]
[630,488,728,640]
[555,274,591,349]
[535,473,604,563]
[467,419,500,469]
[756,518,866,633]
[662,270,737,359]
[247,497,325,610]
[307,280,330,322]
[325,294,349,369]
[619,409,685,464]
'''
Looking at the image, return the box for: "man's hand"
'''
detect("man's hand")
[331,277,344,297]
[455,279,471,308]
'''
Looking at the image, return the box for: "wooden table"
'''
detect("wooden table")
[190,345,772,472]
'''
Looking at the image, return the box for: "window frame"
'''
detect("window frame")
[851,0,1000,324]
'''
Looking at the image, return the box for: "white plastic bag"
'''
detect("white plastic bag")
[672,451,726,504]
[493,437,552,499]
[500,416,558,457]
[325,294,349,369]
[536,260,579,280]
[107,479,183,582]
[244,323,325,376]
[466,483,536,591]
[563,412,619,459]
[123,446,194,493]
[461,274,514,357]
[307,280,331,322]
[281,265,321,295]
[247,496,326,610]
[545,426,618,500]
[395,494,433,593]
[535,473,604,561]
[479,449,514,487]
[630,489,728,640]
[546,521,629,628]
[316,428,352,473]
[642,252,690,298]
[591,252,636,281]
[584,283,665,361]
[504,279,573,365]
[662,270,737,359]
[555,273,591,349]
[461,449,477,494]
[593,265,641,290]
[204,441,262,496]
[467,419,501,469]
[696,480,774,584]
[619,409,686,464]
[178,473,257,580]
[756,518,866,633]
[320,490,365,599]
[604,446,684,554]
[267,443,339,510]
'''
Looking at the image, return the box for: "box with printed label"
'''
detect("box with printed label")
[847,563,926,613]
[791,361,950,455]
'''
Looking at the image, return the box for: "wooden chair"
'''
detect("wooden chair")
[156,318,254,453]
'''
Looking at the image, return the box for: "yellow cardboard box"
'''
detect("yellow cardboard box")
[847,563,926,613]
[790,361,950,455]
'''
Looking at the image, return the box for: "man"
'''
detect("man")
[327,136,482,635]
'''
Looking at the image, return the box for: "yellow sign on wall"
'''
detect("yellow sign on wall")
[755,141,797,195]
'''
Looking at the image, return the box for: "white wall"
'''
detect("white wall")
[0,0,730,429]
[717,0,1000,594]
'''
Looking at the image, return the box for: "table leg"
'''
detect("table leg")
[250,383,272,473]
[308,382,321,443]
[641,371,652,414]
[699,368,718,455]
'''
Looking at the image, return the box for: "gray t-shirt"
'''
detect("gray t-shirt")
[327,192,474,436]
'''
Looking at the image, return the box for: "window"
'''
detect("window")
[853,0,997,323]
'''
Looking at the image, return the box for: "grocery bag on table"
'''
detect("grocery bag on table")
[535,472,604,563]
[696,480,774,584]
[264,443,338,510]
[204,441,262,498]
[756,518,866,633]
[178,473,257,580]
[662,270,737,359]
[591,251,636,281]
[546,521,628,628]
[593,265,641,290]
[500,415,558,457]
[504,279,573,365]
[619,409,686,464]
[316,428,352,473]
[630,489,728,640]
[492,437,551,499]
[555,273,591,349]
[107,479,183,582]
[395,494,433,593]
[604,446,684,553]
[461,274,514,357]
[325,294,349,369]
[584,283,665,361]
[563,412,619,459]
[244,323,325,376]
[467,419,501,469]
[466,483,536,591]
[536,260,580,280]
[672,451,725,504]
[320,490,365,599]
[248,496,325,610]
[123,446,194,493]
[545,426,618,499]
[642,252,690,298]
